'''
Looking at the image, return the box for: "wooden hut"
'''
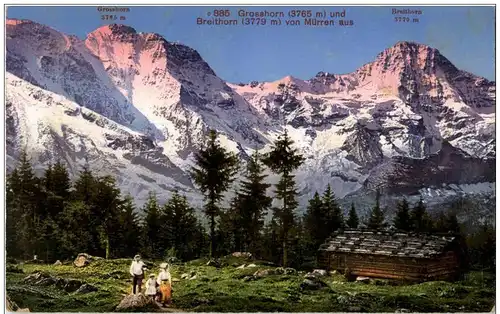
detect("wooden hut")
[318,229,465,282]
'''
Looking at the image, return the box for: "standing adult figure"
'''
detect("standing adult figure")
[157,263,172,307]
[129,254,147,294]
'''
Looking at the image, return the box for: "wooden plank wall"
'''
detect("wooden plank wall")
[318,251,460,282]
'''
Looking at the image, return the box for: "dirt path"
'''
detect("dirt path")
[155,301,184,312]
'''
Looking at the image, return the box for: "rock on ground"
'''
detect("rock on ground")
[6,295,30,312]
[231,252,252,258]
[74,253,102,267]
[356,276,370,283]
[312,269,328,277]
[301,278,328,290]
[76,284,98,294]
[53,260,62,266]
[116,294,160,312]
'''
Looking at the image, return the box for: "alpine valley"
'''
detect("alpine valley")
[5,19,496,227]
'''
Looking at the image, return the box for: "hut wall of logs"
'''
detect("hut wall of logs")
[318,229,464,282]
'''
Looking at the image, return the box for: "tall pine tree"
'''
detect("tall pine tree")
[189,129,239,258]
[393,198,411,231]
[410,197,432,232]
[141,192,162,258]
[117,195,142,258]
[367,189,386,230]
[322,184,344,232]
[262,129,304,267]
[346,202,359,228]
[235,150,272,253]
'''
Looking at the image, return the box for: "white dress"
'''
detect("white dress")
[145,278,157,296]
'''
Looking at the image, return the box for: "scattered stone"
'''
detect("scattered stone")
[76,284,98,294]
[53,260,62,266]
[312,269,328,277]
[206,259,220,267]
[330,270,339,275]
[116,293,160,312]
[55,278,68,290]
[181,273,190,280]
[64,279,83,293]
[35,277,56,286]
[23,271,51,284]
[284,267,297,275]
[74,253,95,267]
[253,269,275,278]
[236,264,246,269]
[395,309,410,313]
[6,265,23,273]
[172,278,180,282]
[243,276,255,282]
[6,295,30,312]
[247,263,257,268]
[300,278,327,290]
[355,276,370,284]
[231,252,252,259]
[275,267,285,275]
[189,275,197,280]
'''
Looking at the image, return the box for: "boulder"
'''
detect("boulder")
[275,267,285,275]
[115,293,160,312]
[180,273,190,280]
[247,263,257,268]
[23,271,51,284]
[300,278,327,290]
[205,259,221,267]
[395,309,410,313]
[231,252,252,259]
[355,276,370,284]
[6,295,30,312]
[64,279,84,292]
[73,253,92,267]
[284,267,297,275]
[35,277,56,286]
[330,270,338,276]
[76,284,98,294]
[312,269,328,277]
[189,275,197,280]
[253,269,275,278]
[53,260,62,266]
[236,264,246,269]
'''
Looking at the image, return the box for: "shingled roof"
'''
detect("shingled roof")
[319,229,457,259]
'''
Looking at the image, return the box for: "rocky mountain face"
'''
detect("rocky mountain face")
[5,19,495,223]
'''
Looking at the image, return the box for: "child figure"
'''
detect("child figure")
[145,274,157,300]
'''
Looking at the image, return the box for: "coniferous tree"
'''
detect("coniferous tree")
[6,168,22,258]
[189,129,239,258]
[235,151,272,253]
[161,191,203,261]
[11,151,45,259]
[262,129,304,267]
[142,192,162,258]
[304,192,324,252]
[410,197,432,232]
[94,175,123,259]
[59,200,94,258]
[393,198,411,231]
[366,189,386,230]
[346,202,359,228]
[322,184,344,231]
[261,218,281,265]
[117,195,142,258]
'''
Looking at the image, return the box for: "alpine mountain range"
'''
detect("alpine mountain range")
[5,19,496,227]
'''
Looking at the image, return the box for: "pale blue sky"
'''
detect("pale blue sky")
[7,6,495,82]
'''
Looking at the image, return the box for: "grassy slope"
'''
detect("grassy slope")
[6,256,495,312]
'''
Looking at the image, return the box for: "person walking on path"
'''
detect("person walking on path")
[157,263,172,307]
[129,254,147,294]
